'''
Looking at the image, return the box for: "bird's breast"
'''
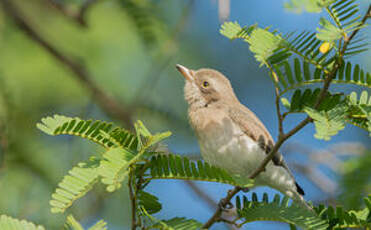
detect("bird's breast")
[190,108,264,177]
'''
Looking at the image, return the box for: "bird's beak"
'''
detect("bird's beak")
[176,64,194,81]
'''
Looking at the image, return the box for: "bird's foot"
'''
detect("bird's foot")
[218,198,234,211]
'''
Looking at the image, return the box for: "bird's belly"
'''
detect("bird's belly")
[198,123,296,193]
[199,122,264,178]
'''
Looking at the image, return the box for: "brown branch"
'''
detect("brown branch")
[341,4,371,54]
[203,5,371,229]
[202,187,241,229]
[128,169,137,230]
[0,0,132,127]
[0,126,8,169]
[45,0,98,27]
[267,65,284,137]
[185,181,217,209]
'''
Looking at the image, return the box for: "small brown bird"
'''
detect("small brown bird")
[176,64,307,206]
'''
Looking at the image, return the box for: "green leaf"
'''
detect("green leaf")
[346,91,371,134]
[138,190,162,214]
[248,28,283,65]
[284,0,334,13]
[88,220,108,230]
[64,215,107,230]
[37,115,138,150]
[220,21,253,40]
[156,218,202,230]
[50,160,100,213]
[236,193,328,229]
[281,97,291,109]
[314,196,371,229]
[0,215,45,230]
[64,215,84,230]
[148,154,254,187]
[294,58,303,82]
[122,0,167,47]
[304,104,347,140]
[135,120,171,150]
[278,61,370,97]
[338,151,371,208]
[141,207,202,230]
[98,148,135,192]
[316,17,343,42]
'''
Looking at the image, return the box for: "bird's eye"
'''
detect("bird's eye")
[202,81,210,88]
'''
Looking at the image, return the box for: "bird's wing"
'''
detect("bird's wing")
[227,104,296,179]
[228,104,305,195]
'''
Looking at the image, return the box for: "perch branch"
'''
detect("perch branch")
[45,0,99,27]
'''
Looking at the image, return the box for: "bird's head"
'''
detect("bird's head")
[176,64,238,109]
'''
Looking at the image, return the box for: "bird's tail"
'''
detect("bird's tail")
[288,190,314,212]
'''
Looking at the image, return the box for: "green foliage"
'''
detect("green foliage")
[138,191,162,214]
[273,60,370,96]
[314,196,371,229]
[220,0,370,142]
[283,89,370,139]
[0,215,45,230]
[317,17,343,42]
[64,215,83,230]
[120,0,167,47]
[285,0,367,56]
[50,160,100,213]
[64,215,107,230]
[88,220,108,230]
[37,115,138,149]
[248,28,284,65]
[148,154,254,187]
[347,91,371,134]
[284,0,335,13]
[2,0,369,229]
[38,115,172,213]
[219,21,255,40]
[141,208,202,230]
[304,104,348,140]
[152,217,202,230]
[339,151,371,208]
[282,88,343,112]
[235,193,329,229]
[327,0,365,39]
[98,148,135,192]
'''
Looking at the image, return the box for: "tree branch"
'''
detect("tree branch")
[45,0,99,27]
[203,4,371,229]
[202,186,241,229]
[128,169,137,230]
[0,0,132,127]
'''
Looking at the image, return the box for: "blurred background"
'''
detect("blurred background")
[0,0,370,229]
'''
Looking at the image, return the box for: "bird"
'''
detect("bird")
[175,64,309,209]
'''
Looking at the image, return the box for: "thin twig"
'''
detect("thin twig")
[128,169,137,230]
[203,5,371,229]
[45,0,98,27]
[267,64,284,137]
[341,4,371,54]
[185,181,217,209]
[0,0,132,127]
[0,126,8,169]
[202,187,242,229]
